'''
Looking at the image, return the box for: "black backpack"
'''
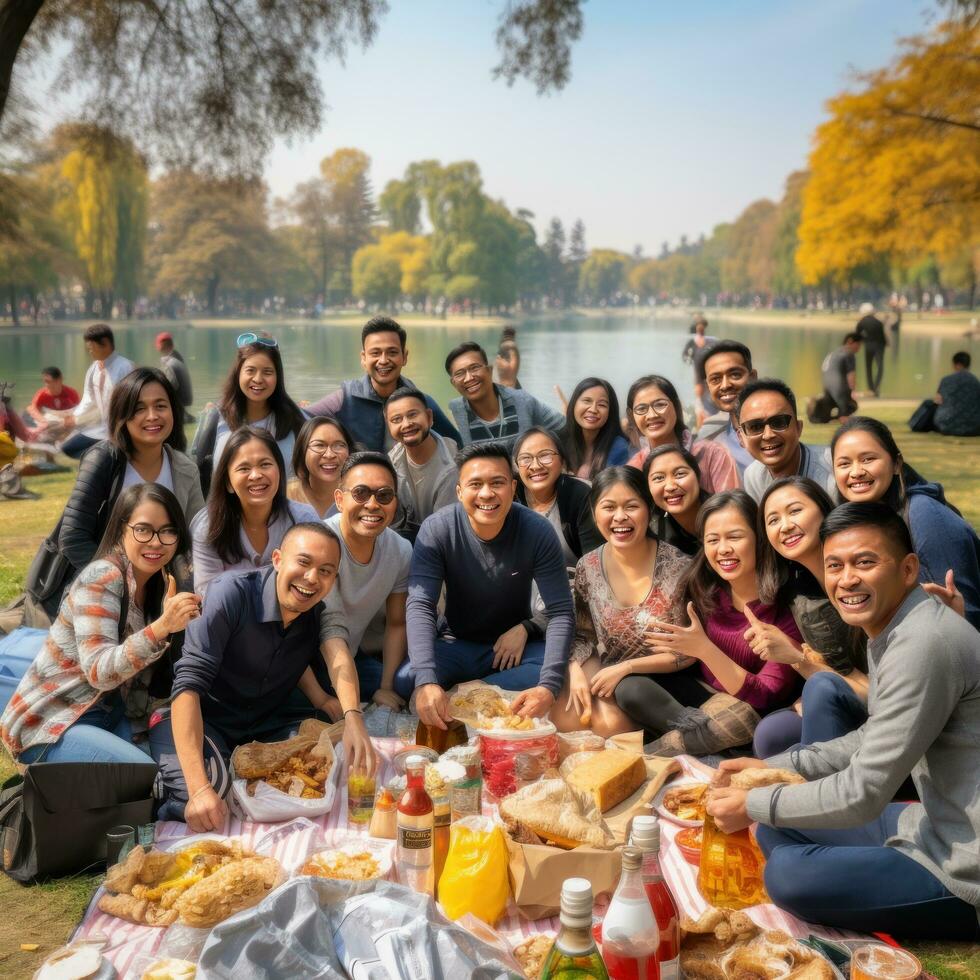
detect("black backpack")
[193,408,220,498]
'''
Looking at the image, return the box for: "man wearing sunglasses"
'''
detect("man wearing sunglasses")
[306,316,460,452]
[737,379,836,502]
[317,452,413,713]
[397,442,574,729]
[385,387,459,543]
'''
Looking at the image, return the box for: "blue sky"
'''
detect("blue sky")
[263,0,930,253]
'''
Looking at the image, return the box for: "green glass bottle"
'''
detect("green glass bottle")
[539,877,610,980]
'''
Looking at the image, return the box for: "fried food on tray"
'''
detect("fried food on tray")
[99,840,282,928]
[449,683,539,731]
[300,849,381,881]
[175,855,284,928]
[234,728,335,799]
[662,782,708,822]
[513,934,554,978]
[728,767,806,791]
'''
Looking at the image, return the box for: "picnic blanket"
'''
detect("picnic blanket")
[73,742,861,977]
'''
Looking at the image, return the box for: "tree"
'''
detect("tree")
[796,17,980,287]
[771,171,806,300]
[351,243,401,307]
[379,178,421,234]
[373,230,431,299]
[578,249,628,304]
[721,199,778,297]
[320,148,377,301]
[543,217,566,304]
[2,1,587,173]
[287,178,339,301]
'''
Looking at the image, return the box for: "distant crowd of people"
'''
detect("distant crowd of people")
[0,313,978,941]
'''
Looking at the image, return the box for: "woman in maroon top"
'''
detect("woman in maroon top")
[615,490,802,755]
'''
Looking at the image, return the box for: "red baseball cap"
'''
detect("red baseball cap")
[155,332,174,350]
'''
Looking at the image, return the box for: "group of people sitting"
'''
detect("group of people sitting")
[2,315,979,943]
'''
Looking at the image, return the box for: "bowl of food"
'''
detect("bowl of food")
[297,839,394,882]
[653,778,709,827]
[675,825,703,865]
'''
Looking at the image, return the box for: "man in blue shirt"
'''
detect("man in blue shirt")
[398,442,574,730]
[306,316,460,451]
[150,523,375,831]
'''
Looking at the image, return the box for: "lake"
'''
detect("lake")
[0,312,967,420]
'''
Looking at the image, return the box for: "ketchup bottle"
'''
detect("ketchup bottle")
[396,755,434,895]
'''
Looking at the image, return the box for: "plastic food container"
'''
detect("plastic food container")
[557,730,606,762]
[479,725,558,799]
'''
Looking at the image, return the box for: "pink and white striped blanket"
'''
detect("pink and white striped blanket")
[72,745,860,977]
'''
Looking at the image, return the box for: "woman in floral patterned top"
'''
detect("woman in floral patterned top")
[1,483,201,764]
[551,466,693,737]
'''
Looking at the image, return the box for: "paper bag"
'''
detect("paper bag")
[505,832,622,920]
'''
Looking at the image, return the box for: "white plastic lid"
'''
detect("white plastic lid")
[631,815,661,851]
[404,754,425,768]
[560,877,594,919]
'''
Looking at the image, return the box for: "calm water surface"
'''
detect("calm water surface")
[0,313,970,418]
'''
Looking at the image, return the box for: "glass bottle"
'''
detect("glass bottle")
[539,878,610,980]
[630,816,680,980]
[696,814,767,910]
[449,745,483,821]
[347,767,376,824]
[601,847,660,980]
[431,786,451,898]
[396,755,434,895]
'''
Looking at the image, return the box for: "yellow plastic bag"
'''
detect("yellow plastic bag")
[438,816,510,925]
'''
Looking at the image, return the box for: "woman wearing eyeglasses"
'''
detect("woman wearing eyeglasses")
[2,483,200,765]
[625,374,738,494]
[27,368,204,622]
[190,334,306,496]
[190,426,319,596]
[287,415,357,520]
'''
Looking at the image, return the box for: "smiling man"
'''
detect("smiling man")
[306,316,459,451]
[736,378,835,502]
[151,522,375,831]
[694,340,757,478]
[445,341,564,451]
[317,452,413,710]
[397,442,574,728]
[707,502,980,941]
[385,386,459,543]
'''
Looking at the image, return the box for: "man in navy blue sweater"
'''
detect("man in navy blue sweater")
[397,442,574,729]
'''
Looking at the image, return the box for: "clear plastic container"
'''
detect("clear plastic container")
[480,729,558,799]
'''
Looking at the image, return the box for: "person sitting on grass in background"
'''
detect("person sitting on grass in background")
[562,377,631,481]
[810,332,860,424]
[306,316,460,451]
[287,415,356,520]
[831,416,980,629]
[933,350,980,437]
[26,366,80,433]
[190,334,306,496]
[446,342,565,451]
[551,466,693,737]
[2,484,200,765]
[58,323,135,459]
[695,340,757,477]
[151,522,376,831]
[397,442,574,728]
[737,378,835,502]
[317,452,412,709]
[616,491,803,756]
[708,502,980,942]
[643,445,709,556]
[384,387,459,543]
[190,427,319,597]
[626,374,738,493]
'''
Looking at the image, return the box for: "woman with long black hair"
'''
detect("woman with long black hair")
[643,444,708,556]
[2,483,199,764]
[562,377,630,480]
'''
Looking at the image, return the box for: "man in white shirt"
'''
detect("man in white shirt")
[59,323,135,459]
[385,386,458,543]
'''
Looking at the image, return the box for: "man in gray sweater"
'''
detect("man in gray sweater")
[708,502,980,940]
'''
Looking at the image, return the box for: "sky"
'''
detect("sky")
[260,0,930,254]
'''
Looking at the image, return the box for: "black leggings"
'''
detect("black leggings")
[614,667,713,738]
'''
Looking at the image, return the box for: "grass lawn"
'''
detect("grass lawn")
[0,403,977,977]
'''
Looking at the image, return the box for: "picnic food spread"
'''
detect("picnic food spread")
[300,848,382,880]
[662,782,708,822]
[232,726,335,798]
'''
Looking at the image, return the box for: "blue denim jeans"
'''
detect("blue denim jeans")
[18,694,151,765]
[393,637,547,700]
[756,804,980,940]
[60,432,100,459]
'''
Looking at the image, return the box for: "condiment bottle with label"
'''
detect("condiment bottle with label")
[449,745,483,821]
[347,767,375,824]
[630,816,680,980]
[396,754,434,895]
[601,847,660,980]
[539,878,610,980]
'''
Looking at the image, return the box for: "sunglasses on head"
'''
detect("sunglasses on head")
[237,332,278,349]
[344,484,396,505]
[739,413,795,438]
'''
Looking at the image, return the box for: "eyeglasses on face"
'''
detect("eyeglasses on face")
[516,450,559,468]
[632,399,671,417]
[450,363,487,384]
[307,440,349,457]
[236,332,278,349]
[740,413,795,438]
[127,523,179,545]
[344,484,396,505]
